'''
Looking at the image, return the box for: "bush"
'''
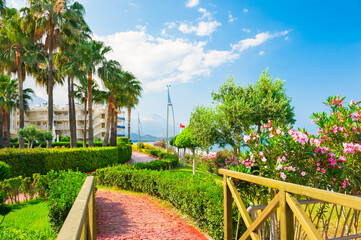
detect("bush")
[42,170,86,232]
[117,137,132,145]
[0,162,10,181]
[0,226,56,240]
[96,166,224,239]
[0,145,132,177]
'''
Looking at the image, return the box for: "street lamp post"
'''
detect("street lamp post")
[166,85,175,157]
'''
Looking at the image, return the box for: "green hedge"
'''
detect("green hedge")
[96,166,224,239]
[0,226,55,240]
[10,141,106,148]
[0,145,132,177]
[33,170,86,233]
[132,156,178,170]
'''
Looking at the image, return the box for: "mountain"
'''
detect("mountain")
[129,133,165,142]
[29,94,47,107]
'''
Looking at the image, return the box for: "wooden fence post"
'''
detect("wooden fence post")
[224,176,233,240]
[280,190,294,240]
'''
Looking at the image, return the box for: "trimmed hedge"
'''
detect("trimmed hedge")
[0,145,132,177]
[34,170,87,232]
[10,141,106,148]
[96,166,224,239]
[132,156,179,170]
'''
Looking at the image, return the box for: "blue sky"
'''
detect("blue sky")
[12,0,361,137]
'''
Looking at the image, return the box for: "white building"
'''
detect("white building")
[10,103,126,141]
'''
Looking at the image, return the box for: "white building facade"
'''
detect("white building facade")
[10,103,126,141]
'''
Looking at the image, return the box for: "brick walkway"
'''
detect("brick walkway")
[96,189,208,240]
[131,151,158,164]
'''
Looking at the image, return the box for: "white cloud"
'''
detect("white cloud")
[232,31,288,52]
[228,11,237,23]
[242,28,251,33]
[178,21,221,36]
[165,22,176,29]
[8,0,27,9]
[259,51,265,55]
[186,0,199,8]
[198,8,212,21]
[284,36,289,40]
[243,8,248,13]
[128,1,139,8]
[93,30,238,92]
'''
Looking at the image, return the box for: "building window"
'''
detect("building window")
[102,114,105,119]
[37,122,40,127]
[102,123,105,128]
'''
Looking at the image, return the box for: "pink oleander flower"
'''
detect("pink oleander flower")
[301,171,306,176]
[339,155,346,162]
[261,157,267,162]
[243,135,251,143]
[276,164,282,170]
[321,169,326,173]
[280,172,286,179]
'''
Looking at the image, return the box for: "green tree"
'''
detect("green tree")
[0,7,36,149]
[175,126,199,174]
[195,70,295,155]
[18,124,52,148]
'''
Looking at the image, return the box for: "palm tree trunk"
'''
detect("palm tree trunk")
[70,76,77,147]
[2,110,10,148]
[0,108,3,149]
[47,27,55,149]
[15,48,25,149]
[83,96,87,148]
[68,77,77,148]
[127,107,131,139]
[102,91,114,147]
[87,73,94,147]
[110,108,117,146]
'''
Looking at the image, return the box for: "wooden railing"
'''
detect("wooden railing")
[57,176,96,240]
[219,169,361,240]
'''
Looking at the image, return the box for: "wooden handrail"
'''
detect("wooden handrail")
[219,168,361,240]
[57,176,96,240]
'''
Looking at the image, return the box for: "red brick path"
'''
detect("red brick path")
[96,189,209,240]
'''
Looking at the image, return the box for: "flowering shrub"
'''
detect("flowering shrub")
[235,95,361,195]
[154,139,166,148]
[199,150,235,173]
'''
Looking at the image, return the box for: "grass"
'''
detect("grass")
[170,163,223,181]
[0,198,55,239]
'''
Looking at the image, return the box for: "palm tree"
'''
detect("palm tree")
[0,7,35,148]
[98,60,122,146]
[76,40,111,147]
[74,77,104,147]
[59,2,90,148]
[0,74,33,148]
[29,0,80,148]
[122,72,142,139]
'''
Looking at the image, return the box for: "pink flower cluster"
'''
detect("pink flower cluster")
[328,97,343,107]
[290,131,309,145]
[343,142,361,154]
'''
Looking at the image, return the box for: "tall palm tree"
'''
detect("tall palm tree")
[29,0,79,148]
[98,59,122,146]
[122,72,142,139]
[77,40,111,147]
[0,74,33,148]
[0,7,35,148]
[59,1,90,148]
[74,77,103,147]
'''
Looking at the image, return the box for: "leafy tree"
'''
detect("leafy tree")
[175,126,199,174]
[18,124,52,148]
[190,70,295,155]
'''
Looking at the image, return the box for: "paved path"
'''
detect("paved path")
[96,189,208,240]
[131,151,158,164]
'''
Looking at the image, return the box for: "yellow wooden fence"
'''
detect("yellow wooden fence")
[57,176,96,240]
[219,169,361,240]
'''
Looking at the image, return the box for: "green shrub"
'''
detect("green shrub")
[0,145,132,177]
[117,137,132,145]
[40,170,86,232]
[96,166,224,239]
[0,226,56,240]
[0,162,10,181]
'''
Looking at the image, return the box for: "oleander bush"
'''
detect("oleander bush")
[96,166,224,239]
[0,145,132,177]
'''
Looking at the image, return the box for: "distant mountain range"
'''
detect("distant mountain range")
[129,133,165,142]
